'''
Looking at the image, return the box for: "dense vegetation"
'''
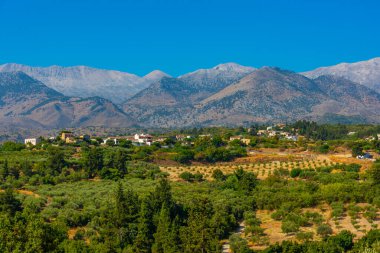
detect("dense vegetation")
[0,122,380,252]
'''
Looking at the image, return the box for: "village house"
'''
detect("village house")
[24,138,40,146]
[229,135,242,141]
[134,134,153,146]
[229,135,251,145]
[61,131,76,144]
[257,130,267,136]
[175,135,192,141]
[154,137,167,143]
[102,138,119,145]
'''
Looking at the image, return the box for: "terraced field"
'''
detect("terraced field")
[160,148,376,181]
[161,155,340,180]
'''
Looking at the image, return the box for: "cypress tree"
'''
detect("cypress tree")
[152,204,171,253]
[134,198,154,252]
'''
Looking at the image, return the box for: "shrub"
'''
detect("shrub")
[317,224,333,238]
[281,220,300,234]
[179,172,203,182]
[229,234,253,253]
[290,168,302,178]
[296,231,314,242]
[212,169,226,181]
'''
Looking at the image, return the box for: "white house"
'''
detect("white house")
[102,138,119,145]
[134,134,153,145]
[24,138,40,146]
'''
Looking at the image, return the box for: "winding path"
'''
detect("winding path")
[222,221,245,253]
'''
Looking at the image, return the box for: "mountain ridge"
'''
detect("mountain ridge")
[1,58,380,129]
[302,57,380,93]
[0,63,170,104]
[123,67,380,127]
[0,72,134,129]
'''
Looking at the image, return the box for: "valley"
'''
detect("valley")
[1,123,380,252]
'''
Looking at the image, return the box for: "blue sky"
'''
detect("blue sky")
[1,0,379,76]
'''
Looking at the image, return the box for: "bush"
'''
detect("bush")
[0,141,26,151]
[290,168,302,178]
[317,224,333,238]
[281,220,300,234]
[296,231,313,242]
[328,230,354,251]
[229,234,253,253]
[179,172,203,182]
[212,169,226,181]
[179,172,193,182]
[174,150,194,164]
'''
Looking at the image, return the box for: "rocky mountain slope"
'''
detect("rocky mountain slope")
[2,59,380,129]
[302,57,380,93]
[0,64,170,104]
[124,67,380,127]
[0,72,134,128]
[178,63,256,102]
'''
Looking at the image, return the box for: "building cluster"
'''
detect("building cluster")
[229,136,251,145]
[102,133,154,146]
[24,126,303,147]
[256,126,299,141]
[364,134,380,141]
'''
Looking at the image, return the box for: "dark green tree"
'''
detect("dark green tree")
[151,179,173,213]
[113,149,128,176]
[46,147,66,175]
[152,204,173,253]
[134,198,154,252]
[0,188,22,216]
[351,143,364,157]
[83,147,103,178]
[181,198,219,253]
[327,230,354,251]
[113,183,140,247]
[212,169,226,181]
[0,160,9,181]
[370,162,380,185]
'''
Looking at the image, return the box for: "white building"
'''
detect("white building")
[134,134,153,145]
[102,138,119,145]
[24,138,40,146]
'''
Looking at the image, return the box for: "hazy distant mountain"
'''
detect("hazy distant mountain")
[302,57,380,93]
[196,67,324,124]
[0,72,134,128]
[2,61,380,129]
[123,67,380,127]
[143,70,172,83]
[123,77,196,127]
[178,63,256,102]
[122,63,257,126]
[0,63,170,104]
[311,75,380,122]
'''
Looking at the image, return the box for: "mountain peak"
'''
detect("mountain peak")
[143,70,171,80]
[302,57,380,93]
[212,62,255,72]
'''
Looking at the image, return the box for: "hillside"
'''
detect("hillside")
[0,64,169,104]
[302,57,380,93]
[0,72,134,128]
[178,62,256,102]
[2,63,380,129]
[124,67,380,127]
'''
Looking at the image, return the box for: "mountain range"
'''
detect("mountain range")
[0,63,170,104]
[0,72,134,129]
[302,57,380,93]
[1,58,380,129]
